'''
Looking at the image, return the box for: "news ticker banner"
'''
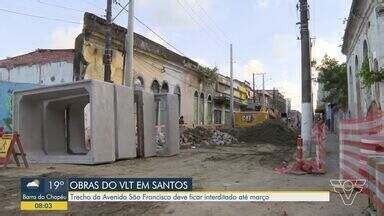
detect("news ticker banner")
[20,177,330,211]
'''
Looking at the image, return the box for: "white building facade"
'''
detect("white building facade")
[0,49,74,86]
[342,0,384,117]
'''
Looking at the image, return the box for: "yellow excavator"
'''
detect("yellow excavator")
[260,106,278,119]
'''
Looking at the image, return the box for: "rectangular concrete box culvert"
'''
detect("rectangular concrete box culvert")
[154,93,179,157]
[13,80,117,164]
[135,91,179,157]
[114,85,136,160]
[134,89,157,158]
[12,80,178,164]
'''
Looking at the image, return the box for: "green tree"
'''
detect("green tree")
[357,57,384,88]
[198,66,218,86]
[316,55,348,110]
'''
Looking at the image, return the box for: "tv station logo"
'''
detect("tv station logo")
[20,177,68,211]
[330,179,366,206]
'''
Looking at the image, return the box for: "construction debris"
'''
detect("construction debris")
[224,120,297,146]
[180,120,295,148]
[210,130,239,146]
[180,126,238,147]
[181,127,213,145]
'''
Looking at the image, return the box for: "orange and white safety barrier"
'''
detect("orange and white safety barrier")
[339,112,384,214]
[339,112,383,180]
[376,161,384,215]
[275,123,327,174]
[367,156,384,215]
[312,123,327,173]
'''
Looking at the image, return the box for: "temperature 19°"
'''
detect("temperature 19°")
[49,180,65,190]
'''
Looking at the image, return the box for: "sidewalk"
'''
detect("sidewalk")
[325,133,342,179]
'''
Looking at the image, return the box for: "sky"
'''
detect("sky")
[0,0,353,110]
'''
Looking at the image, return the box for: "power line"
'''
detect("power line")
[35,0,103,16]
[36,0,84,13]
[0,7,82,24]
[34,0,194,87]
[180,0,225,42]
[114,1,187,57]
[135,17,190,57]
[134,17,187,56]
[193,0,230,42]
[175,0,226,48]
[29,0,189,59]
[83,0,105,11]
[112,0,130,21]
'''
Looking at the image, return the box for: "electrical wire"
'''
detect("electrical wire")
[0,7,82,24]
[82,0,105,11]
[22,0,225,87]
[179,0,227,45]
[36,0,84,13]
[175,0,226,48]
[112,0,130,21]
[35,0,103,17]
[114,1,188,57]
[193,0,230,42]
[133,17,187,57]
[31,0,188,58]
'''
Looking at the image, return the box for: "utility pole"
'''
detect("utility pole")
[299,0,313,155]
[253,73,266,109]
[252,73,256,104]
[229,44,234,128]
[124,0,134,87]
[272,88,276,110]
[262,73,266,108]
[103,0,113,82]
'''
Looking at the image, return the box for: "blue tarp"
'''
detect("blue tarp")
[0,81,38,131]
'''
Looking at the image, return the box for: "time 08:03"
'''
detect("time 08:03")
[34,202,52,209]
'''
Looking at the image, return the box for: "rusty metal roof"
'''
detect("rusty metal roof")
[0,49,74,69]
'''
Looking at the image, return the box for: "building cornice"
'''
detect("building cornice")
[342,0,373,56]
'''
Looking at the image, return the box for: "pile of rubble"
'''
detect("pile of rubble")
[224,119,297,146]
[180,126,238,148]
[182,127,213,144]
[210,130,239,146]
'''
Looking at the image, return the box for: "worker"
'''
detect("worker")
[179,116,185,125]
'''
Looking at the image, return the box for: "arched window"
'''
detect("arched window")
[349,66,353,86]
[199,93,205,125]
[363,40,369,60]
[151,80,160,93]
[151,80,160,125]
[134,76,144,90]
[193,91,199,125]
[373,59,381,103]
[355,55,362,115]
[349,66,354,105]
[174,86,181,117]
[157,81,169,125]
[362,40,370,72]
[161,81,169,93]
[374,59,379,72]
[207,95,213,124]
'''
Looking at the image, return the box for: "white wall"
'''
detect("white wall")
[346,2,384,117]
[0,61,73,85]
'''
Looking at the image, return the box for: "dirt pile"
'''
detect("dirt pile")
[224,120,297,146]
[180,126,238,147]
